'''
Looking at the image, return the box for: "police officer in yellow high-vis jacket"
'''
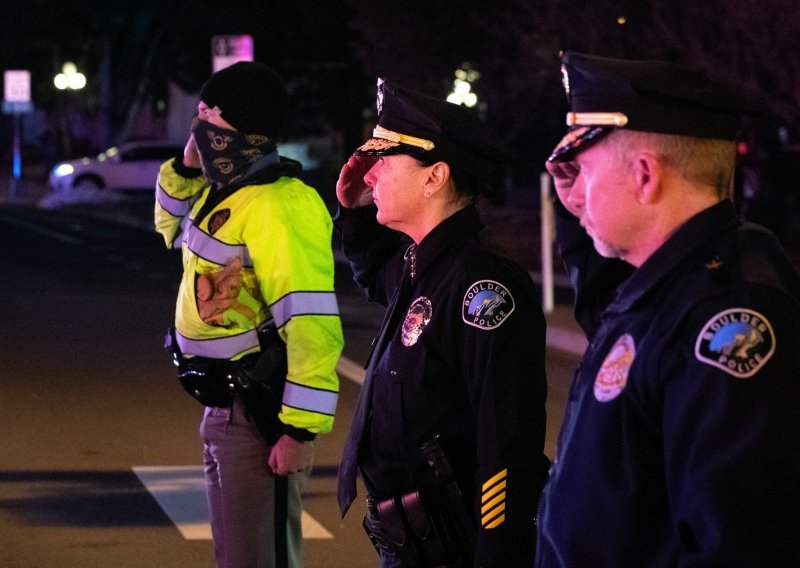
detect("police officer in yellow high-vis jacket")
[155,61,343,568]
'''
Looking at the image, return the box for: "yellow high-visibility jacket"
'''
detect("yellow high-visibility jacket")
[155,158,343,435]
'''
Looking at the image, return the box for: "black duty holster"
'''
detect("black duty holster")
[363,487,470,567]
[165,323,287,444]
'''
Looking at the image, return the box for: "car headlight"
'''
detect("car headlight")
[52,164,74,177]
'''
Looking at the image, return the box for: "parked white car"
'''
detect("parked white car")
[49,141,182,192]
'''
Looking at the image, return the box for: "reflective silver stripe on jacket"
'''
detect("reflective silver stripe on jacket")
[270,291,340,328]
[282,382,338,416]
[156,185,195,249]
[184,224,253,267]
[174,216,192,249]
[156,183,194,217]
[176,328,259,359]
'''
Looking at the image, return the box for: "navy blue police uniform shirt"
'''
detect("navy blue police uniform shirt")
[536,199,800,567]
[336,203,550,567]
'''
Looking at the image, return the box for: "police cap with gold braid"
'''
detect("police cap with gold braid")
[355,79,514,182]
[549,52,763,162]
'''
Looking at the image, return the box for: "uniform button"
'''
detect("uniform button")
[194,390,201,397]
[390,370,397,376]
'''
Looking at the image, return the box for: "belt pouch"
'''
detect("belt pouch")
[229,327,287,444]
[165,326,233,407]
[176,356,234,407]
[401,489,456,566]
[362,495,420,563]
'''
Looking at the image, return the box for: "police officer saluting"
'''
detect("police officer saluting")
[537,52,800,566]
[155,62,343,568]
[335,79,550,567]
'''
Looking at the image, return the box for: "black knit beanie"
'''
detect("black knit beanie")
[198,61,288,137]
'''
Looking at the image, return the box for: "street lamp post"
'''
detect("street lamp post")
[53,61,87,159]
[447,65,480,108]
[54,62,86,91]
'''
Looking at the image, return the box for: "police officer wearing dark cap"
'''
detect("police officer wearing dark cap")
[335,79,550,567]
[155,61,344,568]
[537,52,800,567]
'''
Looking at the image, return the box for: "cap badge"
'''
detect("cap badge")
[594,334,636,402]
[402,296,432,346]
[462,280,515,330]
[376,77,385,114]
[694,308,775,378]
[358,137,402,153]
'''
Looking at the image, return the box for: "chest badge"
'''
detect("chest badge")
[694,308,775,378]
[402,296,432,346]
[594,334,636,402]
[462,280,515,330]
[208,208,231,235]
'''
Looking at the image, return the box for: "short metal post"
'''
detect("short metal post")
[540,172,554,314]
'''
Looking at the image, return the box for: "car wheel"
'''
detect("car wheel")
[73,175,104,191]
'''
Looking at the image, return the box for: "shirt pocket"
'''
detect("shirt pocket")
[371,342,428,456]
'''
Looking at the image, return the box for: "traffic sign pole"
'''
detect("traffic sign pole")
[10,113,23,198]
[4,70,33,200]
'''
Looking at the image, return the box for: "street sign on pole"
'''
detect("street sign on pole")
[212,35,254,72]
[3,69,33,199]
[4,70,31,102]
[3,69,33,114]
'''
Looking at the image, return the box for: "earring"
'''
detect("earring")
[424,190,431,198]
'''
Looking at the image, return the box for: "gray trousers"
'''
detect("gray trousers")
[201,399,310,568]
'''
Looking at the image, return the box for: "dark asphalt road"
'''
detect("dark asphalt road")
[0,200,579,567]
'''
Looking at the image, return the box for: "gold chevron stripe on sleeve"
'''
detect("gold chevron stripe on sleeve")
[481,492,505,514]
[482,479,506,502]
[481,503,506,528]
[480,468,508,529]
[482,468,507,492]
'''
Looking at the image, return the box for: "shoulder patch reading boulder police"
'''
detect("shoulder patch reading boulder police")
[462,280,515,330]
[694,308,775,379]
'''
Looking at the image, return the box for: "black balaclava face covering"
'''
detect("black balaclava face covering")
[191,118,278,186]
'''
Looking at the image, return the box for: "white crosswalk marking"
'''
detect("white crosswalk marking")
[133,465,333,540]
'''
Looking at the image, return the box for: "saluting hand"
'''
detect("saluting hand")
[336,155,377,208]
[183,133,202,169]
[545,128,588,218]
